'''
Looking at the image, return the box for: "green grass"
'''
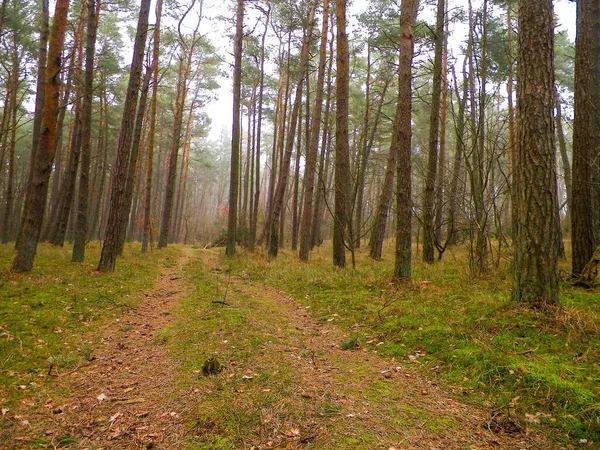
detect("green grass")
[228,241,600,443]
[0,241,181,410]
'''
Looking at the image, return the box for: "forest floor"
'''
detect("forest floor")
[0,246,568,449]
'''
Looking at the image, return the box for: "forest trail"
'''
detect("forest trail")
[175,249,556,449]
[3,247,557,449]
[2,248,194,449]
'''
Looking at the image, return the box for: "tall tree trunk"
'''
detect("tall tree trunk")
[226,0,244,257]
[72,0,99,261]
[333,0,351,268]
[555,90,571,240]
[268,0,318,257]
[422,0,445,264]
[117,67,152,254]
[299,0,329,261]
[445,63,468,246]
[12,0,70,273]
[365,72,395,261]
[571,0,599,276]
[97,0,150,272]
[158,0,201,249]
[249,2,270,251]
[50,114,82,246]
[435,23,448,259]
[513,0,559,305]
[506,0,517,243]
[16,0,49,249]
[141,0,163,253]
[469,0,489,275]
[291,101,303,251]
[352,42,372,250]
[311,31,335,249]
[1,45,19,243]
[394,0,419,279]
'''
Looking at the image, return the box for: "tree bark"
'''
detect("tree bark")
[268,0,318,257]
[422,0,445,264]
[12,0,70,273]
[571,0,599,276]
[226,0,244,257]
[513,0,559,306]
[333,0,351,268]
[141,0,163,253]
[299,0,329,261]
[16,0,49,249]
[71,0,98,261]
[394,0,418,279]
[249,2,270,251]
[158,0,201,249]
[97,0,150,272]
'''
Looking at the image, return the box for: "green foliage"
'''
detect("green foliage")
[0,242,181,410]
[231,243,600,442]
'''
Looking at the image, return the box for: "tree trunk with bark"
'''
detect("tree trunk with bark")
[333,0,352,268]
[141,0,163,253]
[422,0,445,264]
[513,0,559,306]
[226,0,244,257]
[72,0,98,262]
[571,0,600,276]
[97,0,150,272]
[268,0,318,258]
[394,0,418,279]
[12,0,70,273]
[299,0,329,261]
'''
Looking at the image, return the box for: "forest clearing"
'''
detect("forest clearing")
[0,242,598,449]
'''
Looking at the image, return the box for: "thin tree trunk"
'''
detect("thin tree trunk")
[299,0,329,260]
[291,95,303,251]
[434,24,448,259]
[141,0,163,253]
[117,66,152,254]
[311,29,335,249]
[158,0,201,249]
[368,77,400,262]
[422,0,445,264]
[506,0,517,243]
[1,46,19,243]
[72,0,99,261]
[249,2,270,251]
[268,0,318,257]
[226,0,244,256]
[555,90,571,238]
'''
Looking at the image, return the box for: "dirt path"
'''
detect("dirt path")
[3,249,193,449]
[178,250,557,449]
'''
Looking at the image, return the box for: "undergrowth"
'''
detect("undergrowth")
[228,241,600,444]
[0,242,181,412]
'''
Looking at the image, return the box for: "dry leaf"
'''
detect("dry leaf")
[109,412,122,422]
